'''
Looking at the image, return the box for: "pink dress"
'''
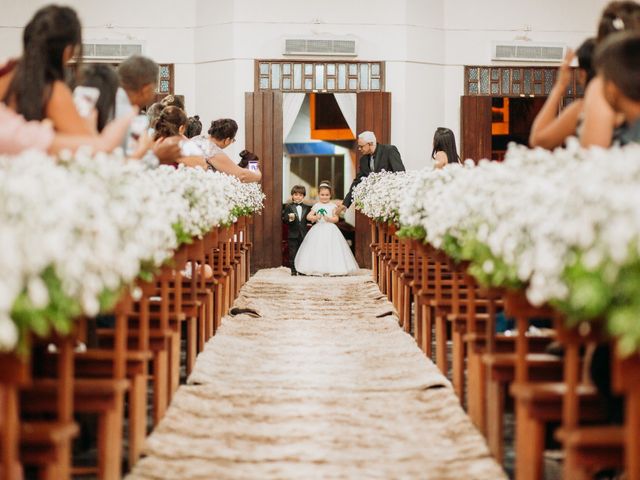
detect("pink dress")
[0,103,54,154]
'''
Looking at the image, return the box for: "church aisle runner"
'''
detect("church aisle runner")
[128,268,505,479]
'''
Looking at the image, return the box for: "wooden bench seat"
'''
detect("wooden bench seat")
[483,352,564,462]
[556,425,624,479]
[20,420,79,480]
[510,381,608,480]
[22,377,129,480]
[23,378,129,412]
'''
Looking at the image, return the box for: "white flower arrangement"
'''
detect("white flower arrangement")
[358,140,640,354]
[216,172,266,221]
[352,170,417,224]
[0,149,264,353]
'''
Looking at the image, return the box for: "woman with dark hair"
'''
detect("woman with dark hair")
[597,0,640,41]
[432,127,460,168]
[581,0,640,147]
[0,5,92,135]
[530,38,597,149]
[192,118,262,183]
[153,106,188,141]
[238,149,258,168]
[185,115,202,138]
[576,38,598,85]
[76,64,120,132]
[151,106,207,168]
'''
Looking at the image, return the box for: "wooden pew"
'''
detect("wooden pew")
[397,238,415,334]
[369,221,640,479]
[613,346,640,480]
[556,328,624,479]
[503,291,564,478]
[462,274,502,433]
[508,316,607,480]
[379,223,391,296]
[94,281,156,467]
[0,352,30,480]
[369,219,380,283]
[24,296,132,480]
[20,336,78,480]
[1,220,255,479]
[415,242,437,357]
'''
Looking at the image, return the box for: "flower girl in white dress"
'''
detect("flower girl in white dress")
[294,181,359,276]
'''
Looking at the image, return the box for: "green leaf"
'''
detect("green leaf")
[396,225,426,240]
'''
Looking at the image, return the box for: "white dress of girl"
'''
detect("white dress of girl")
[294,202,359,276]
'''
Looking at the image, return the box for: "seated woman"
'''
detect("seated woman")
[74,63,120,134]
[0,5,94,136]
[0,6,132,155]
[238,149,258,168]
[431,127,461,168]
[580,0,640,147]
[193,119,262,183]
[529,38,596,149]
[185,115,202,139]
[153,106,208,169]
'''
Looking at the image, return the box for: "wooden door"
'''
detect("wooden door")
[460,95,492,162]
[354,92,392,269]
[245,91,283,273]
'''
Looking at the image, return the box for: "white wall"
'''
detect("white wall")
[0,0,197,113]
[192,0,447,170]
[0,0,608,167]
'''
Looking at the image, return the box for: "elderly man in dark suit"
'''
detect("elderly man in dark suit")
[341,131,406,209]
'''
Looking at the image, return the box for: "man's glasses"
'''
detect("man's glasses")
[356,142,372,150]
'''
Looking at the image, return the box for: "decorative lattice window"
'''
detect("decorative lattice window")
[157,64,174,94]
[464,66,583,99]
[256,60,384,92]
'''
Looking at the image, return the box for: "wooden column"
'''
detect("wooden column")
[354,91,391,269]
[245,91,284,273]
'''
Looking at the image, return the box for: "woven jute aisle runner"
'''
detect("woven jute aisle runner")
[128,268,506,479]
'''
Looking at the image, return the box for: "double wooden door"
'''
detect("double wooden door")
[460,96,492,162]
[245,91,391,272]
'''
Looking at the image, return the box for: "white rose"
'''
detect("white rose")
[0,314,18,352]
[27,276,49,309]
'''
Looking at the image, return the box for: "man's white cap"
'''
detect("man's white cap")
[358,131,377,144]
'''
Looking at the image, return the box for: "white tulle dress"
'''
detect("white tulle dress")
[294,202,359,276]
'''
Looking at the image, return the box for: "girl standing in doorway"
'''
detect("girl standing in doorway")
[294,181,359,276]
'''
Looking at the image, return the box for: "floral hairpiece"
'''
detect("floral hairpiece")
[612,17,625,30]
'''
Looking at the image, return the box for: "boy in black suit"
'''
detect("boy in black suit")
[282,185,312,275]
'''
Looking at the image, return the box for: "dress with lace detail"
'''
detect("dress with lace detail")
[191,135,225,169]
